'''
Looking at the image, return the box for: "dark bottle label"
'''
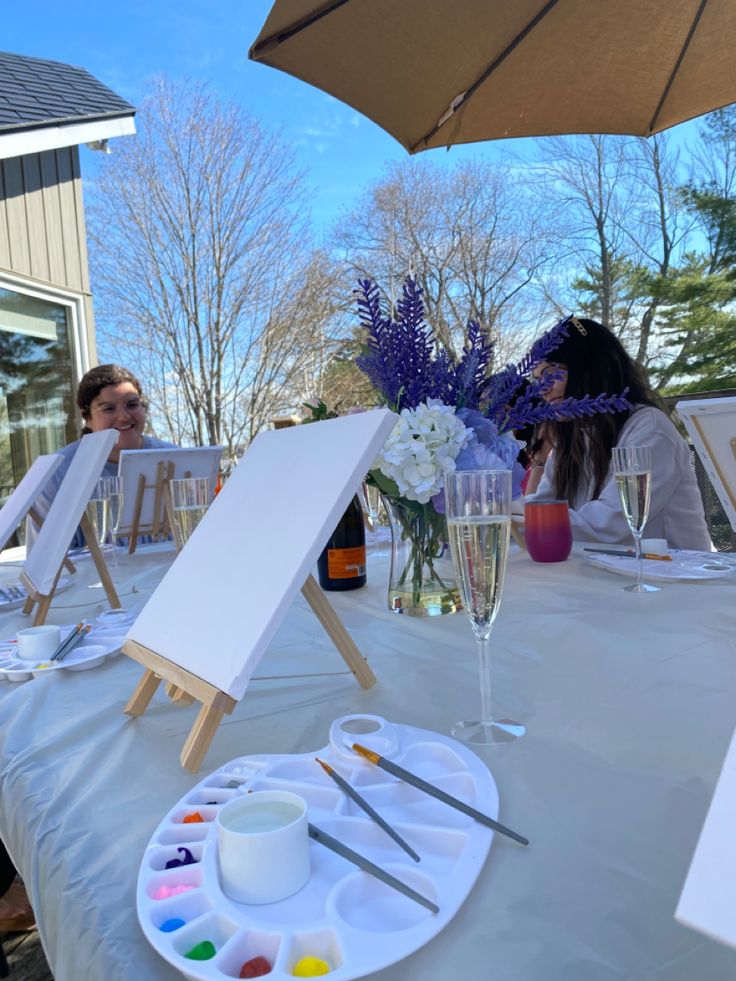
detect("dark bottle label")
[318,494,367,591]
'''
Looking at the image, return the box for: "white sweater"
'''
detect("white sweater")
[526,406,711,549]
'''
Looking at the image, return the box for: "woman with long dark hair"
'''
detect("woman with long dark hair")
[526,317,709,548]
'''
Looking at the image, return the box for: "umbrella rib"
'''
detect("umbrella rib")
[410,0,562,152]
[250,0,352,58]
[647,0,709,134]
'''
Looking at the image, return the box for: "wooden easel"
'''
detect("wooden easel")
[127,461,179,554]
[123,573,376,772]
[21,511,121,625]
[692,418,736,514]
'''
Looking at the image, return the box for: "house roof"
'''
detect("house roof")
[0,52,136,160]
[0,51,135,133]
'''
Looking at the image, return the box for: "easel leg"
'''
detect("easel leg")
[125,669,162,716]
[21,595,34,616]
[165,682,195,706]
[301,574,376,689]
[30,560,65,625]
[162,481,183,552]
[128,474,147,554]
[63,556,76,574]
[180,703,225,773]
[32,593,53,627]
[80,512,121,609]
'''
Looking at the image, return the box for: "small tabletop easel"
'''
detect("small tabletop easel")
[127,460,176,553]
[21,511,121,625]
[676,397,736,534]
[120,408,398,772]
[123,573,375,772]
[20,430,121,625]
[0,453,71,561]
[117,447,223,554]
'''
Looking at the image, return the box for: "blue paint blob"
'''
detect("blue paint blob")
[160,918,186,933]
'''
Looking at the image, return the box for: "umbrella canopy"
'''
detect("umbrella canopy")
[249,0,735,153]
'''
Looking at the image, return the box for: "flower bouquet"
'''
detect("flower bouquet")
[355,276,631,616]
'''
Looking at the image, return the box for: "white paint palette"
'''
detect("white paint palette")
[137,715,500,980]
[0,614,129,682]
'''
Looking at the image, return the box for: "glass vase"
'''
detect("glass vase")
[384,497,461,616]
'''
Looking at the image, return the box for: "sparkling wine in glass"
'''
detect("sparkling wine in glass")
[444,469,525,745]
[85,480,110,548]
[612,445,660,593]
[104,477,123,567]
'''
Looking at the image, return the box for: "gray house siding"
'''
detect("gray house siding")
[0,145,96,360]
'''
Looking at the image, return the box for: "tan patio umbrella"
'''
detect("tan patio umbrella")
[249,0,735,153]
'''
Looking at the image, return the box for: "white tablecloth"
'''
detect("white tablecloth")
[1,542,736,980]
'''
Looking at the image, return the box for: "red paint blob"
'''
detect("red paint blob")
[239,955,272,978]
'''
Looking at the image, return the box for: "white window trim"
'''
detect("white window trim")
[0,271,91,385]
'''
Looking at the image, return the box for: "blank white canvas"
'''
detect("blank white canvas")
[676,724,736,949]
[117,446,223,535]
[676,397,736,531]
[0,454,62,552]
[126,408,397,699]
[24,430,118,595]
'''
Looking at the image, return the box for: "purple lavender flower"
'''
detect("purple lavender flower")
[355,279,632,437]
[355,277,493,412]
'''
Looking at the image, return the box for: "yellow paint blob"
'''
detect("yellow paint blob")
[292,956,330,977]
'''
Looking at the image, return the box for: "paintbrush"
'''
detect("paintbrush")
[316,757,420,862]
[307,823,437,913]
[584,547,672,561]
[351,743,528,847]
[53,624,92,662]
[49,622,84,661]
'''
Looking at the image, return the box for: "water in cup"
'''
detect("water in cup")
[227,801,302,833]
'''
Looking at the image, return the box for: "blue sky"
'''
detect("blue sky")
[3,1,705,235]
[0,0,558,232]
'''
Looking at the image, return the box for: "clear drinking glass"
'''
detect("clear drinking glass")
[361,480,383,529]
[444,469,525,745]
[86,477,115,548]
[612,445,660,594]
[169,477,211,545]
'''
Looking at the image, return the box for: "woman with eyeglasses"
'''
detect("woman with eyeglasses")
[525,317,709,549]
[30,364,176,548]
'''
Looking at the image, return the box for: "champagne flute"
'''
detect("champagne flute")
[104,477,123,567]
[444,469,525,745]
[612,445,660,594]
[361,479,383,530]
[85,478,111,549]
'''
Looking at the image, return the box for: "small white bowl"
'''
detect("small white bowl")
[95,608,135,627]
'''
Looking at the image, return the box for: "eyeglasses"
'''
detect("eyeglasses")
[91,398,147,416]
[532,364,567,383]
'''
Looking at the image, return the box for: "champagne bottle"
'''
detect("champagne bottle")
[317,494,367,591]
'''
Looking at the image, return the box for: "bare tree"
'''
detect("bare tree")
[87,77,339,462]
[331,157,555,365]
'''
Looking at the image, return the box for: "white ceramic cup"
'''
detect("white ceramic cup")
[217,790,310,905]
[16,625,62,661]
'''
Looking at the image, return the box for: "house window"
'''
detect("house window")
[0,283,82,505]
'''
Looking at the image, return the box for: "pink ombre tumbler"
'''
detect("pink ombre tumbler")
[524,500,573,562]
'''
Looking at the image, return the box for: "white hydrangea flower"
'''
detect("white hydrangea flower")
[374,399,470,503]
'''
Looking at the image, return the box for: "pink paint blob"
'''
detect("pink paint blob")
[153,883,196,900]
